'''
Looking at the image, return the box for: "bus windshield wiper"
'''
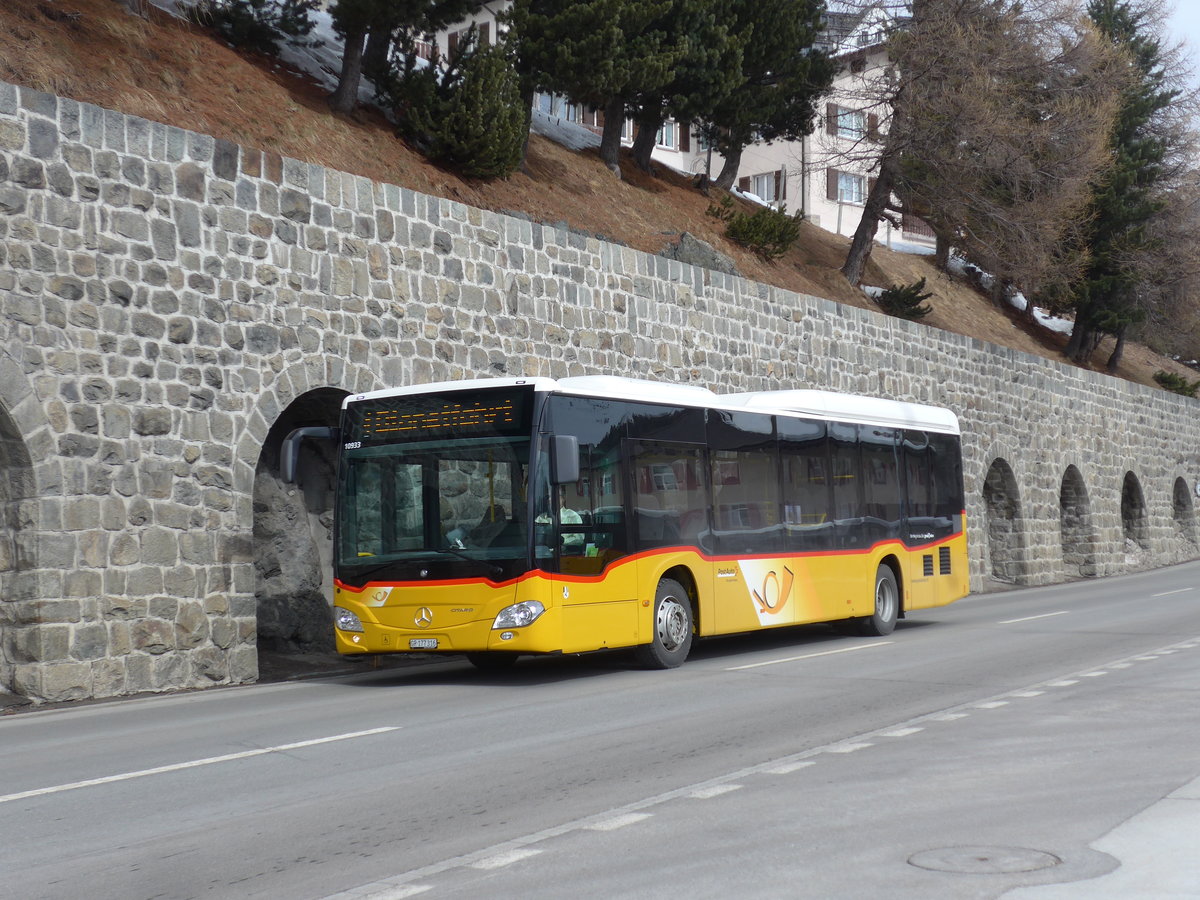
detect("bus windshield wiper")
[437,546,504,579]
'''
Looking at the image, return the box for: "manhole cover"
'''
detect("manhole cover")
[909,846,1062,874]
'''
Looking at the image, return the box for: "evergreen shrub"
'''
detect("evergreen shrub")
[385,30,525,179]
[184,0,317,55]
[1153,371,1200,398]
[876,278,933,320]
[706,195,803,260]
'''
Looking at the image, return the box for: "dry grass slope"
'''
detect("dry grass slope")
[2,0,1192,389]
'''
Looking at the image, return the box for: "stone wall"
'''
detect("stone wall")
[2,80,1199,702]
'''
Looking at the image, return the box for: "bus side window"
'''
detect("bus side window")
[629,441,707,550]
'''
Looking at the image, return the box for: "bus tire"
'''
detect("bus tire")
[636,578,694,669]
[858,565,899,636]
[466,652,520,671]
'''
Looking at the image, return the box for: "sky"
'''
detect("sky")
[1166,0,1200,91]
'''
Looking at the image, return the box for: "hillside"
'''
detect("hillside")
[2,0,1193,390]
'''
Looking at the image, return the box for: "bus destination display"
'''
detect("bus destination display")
[345,388,533,442]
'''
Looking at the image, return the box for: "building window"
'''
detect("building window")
[837,108,866,140]
[827,169,867,204]
[621,118,634,143]
[656,120,677,150]
[752,172,778,203]
[838,172,866,204]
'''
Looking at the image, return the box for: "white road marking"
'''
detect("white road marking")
[584,813,652,831]
[323,635,1200,900]
[998,611,1070,624]
[880,727,923,737]
[0,727,400,805]
[766,761,817,774]
[827,742,873,754]
[975,701,1009,709]
[1082,671,1107,677]
[1152,588,1192,596]
[470,848,541,870]
[725,641,894,671]
[689,784,742,799]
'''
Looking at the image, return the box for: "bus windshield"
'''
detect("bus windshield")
[335,386,542,585]
[337,436,534,583]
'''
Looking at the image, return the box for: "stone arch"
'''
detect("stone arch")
[1059,465,1098,577]
[1172,477,1197,545]
[0,355,51,695]
[243,360,384,655]
[982,458,1028,584]
[1121,471,1150,550]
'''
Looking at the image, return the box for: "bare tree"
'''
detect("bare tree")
[838,0,1125,296]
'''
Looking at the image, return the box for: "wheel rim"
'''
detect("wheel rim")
[875,573,897,622]
[656,596,690,652]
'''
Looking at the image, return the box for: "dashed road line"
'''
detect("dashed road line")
[321,635,1200,900]
[689,784,742,799]
[584,813,652,832]
[470,849,542,870]
[880,727,923,738]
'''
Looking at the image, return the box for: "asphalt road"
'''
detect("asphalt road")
[3,563,1200,900]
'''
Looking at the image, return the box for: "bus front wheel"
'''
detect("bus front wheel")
[636,578,694,669]
[858,565,899,636]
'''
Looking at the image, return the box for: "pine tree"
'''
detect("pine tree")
[700,0,834,190]
[1064,0,1180,371]
[327,0,483,114]
[624,0,746,173]
[506,0,682,175]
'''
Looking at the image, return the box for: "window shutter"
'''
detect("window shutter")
[779,169,786,200]
[448,31,459,55]
[738,176,751,192]
[827,168,838,201]
[867,113,879,141]
[480,22,490,46]
[681,126,690,153]
[596,108,605,128]
[826,103,838,135]
[868,176,878,196]
[774,170,782,201]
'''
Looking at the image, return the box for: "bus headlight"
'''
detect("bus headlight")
[492,600,545,630]
[334,606,364,633]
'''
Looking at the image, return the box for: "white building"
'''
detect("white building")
[425,3,931,244]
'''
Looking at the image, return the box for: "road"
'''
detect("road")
[2,563,1200,899]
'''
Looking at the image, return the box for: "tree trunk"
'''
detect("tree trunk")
[517,86,535,168]
[362,26,392,85]
[630,109,662,173]
[1065,315,1091,363]
[330,28,368,114]
[934,233,950,270]
[714,145,742,191]
[599,97,625,177]
[1105,325,1127,374]
[842,152,899,287]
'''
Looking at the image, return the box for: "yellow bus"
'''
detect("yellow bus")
[292,376,968,669]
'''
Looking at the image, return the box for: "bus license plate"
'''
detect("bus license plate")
[409,638,438,650]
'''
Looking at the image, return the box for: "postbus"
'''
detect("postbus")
[287,376,968,669]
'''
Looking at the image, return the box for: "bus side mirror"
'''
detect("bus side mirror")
[281,426,338,484]
[550,434,580,485]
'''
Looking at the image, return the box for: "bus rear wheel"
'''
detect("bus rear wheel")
[858,565,899,636]
[636,578,694,669]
